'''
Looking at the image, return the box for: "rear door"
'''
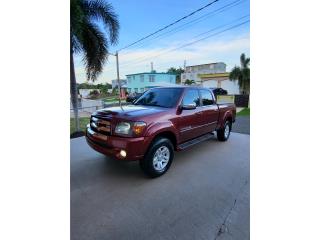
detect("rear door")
[178,89,203,142]
[198,89,219,134]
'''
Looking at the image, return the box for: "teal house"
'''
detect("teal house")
[126,72,177,93]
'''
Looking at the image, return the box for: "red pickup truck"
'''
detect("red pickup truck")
[86,87,236,177]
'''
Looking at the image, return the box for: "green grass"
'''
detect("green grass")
[103,97,126,103]
[237,108,250,116]
[70,117,90,133]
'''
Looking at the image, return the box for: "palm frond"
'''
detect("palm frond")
[229,66,241,81]
[81,21,108,81]
[82,0,119,44]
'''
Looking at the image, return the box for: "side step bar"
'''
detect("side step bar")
[177,133,214,150]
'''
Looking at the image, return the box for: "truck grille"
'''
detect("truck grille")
[90,116,111,135]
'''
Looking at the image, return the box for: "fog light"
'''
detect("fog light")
[120,150,127,158]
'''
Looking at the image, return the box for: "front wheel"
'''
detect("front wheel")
[217,120,232,141]
[139,137,174,178]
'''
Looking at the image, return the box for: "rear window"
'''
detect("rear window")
[134,88,183,108]
[200,89,214,105]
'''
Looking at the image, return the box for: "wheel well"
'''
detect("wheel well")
[152,131,177,150]
[226,115,233,123]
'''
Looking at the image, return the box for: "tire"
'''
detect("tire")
[139,137,174,178]
[217,120,232,141]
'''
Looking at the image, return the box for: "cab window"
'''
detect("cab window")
[183,89,200,107]
[200,89,214,106]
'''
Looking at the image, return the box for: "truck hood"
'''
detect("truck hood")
[93,105,168,120]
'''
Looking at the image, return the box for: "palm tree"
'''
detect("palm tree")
[70,0,119,132]
[229,53,250,94]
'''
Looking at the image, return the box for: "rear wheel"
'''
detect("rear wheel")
[139,137,174,178]
[217,120,232,141]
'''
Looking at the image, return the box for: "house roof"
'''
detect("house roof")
[186,62,226,68]
[126,72,176,76]
[146,82,181,88]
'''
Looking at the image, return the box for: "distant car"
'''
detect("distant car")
[210,88,228,97]
[126,92,143,103]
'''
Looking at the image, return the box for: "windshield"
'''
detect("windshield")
[134,88,183,108]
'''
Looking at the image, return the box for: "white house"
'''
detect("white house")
[79,89,100,98]
[181,62,226,84]
[199,73,240,94]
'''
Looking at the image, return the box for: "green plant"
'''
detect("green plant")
[230,53,250,94]
[184,79,196,85]
[167,67,184,84]
[70,0,119,131]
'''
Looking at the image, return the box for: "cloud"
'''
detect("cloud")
[74,33,250,83]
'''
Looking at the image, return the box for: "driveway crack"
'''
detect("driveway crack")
[214,178,249,240]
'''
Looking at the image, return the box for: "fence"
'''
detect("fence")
[234,95,249,107]
[70,99,130,118]
[216,95,249,107]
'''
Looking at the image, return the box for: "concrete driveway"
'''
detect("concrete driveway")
[71,133,250,240]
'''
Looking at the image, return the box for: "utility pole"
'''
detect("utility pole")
[115,51,122,107]
[151,62,154,72]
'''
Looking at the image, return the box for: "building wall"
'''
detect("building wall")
[181,62,226,84]
[202,79,240,94]
[126,73,176,93]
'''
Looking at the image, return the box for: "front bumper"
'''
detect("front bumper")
[85,125,149,161]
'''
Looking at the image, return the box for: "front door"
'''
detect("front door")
[178,89,203,143]
[198,89,219,134]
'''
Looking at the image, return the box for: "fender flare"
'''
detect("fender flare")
[144,121,179,148]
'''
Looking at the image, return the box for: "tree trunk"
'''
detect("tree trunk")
[70,50,80,132]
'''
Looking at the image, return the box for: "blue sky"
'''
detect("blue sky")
[74,0,250,83]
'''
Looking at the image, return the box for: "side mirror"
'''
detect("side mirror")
[182,103,196,110]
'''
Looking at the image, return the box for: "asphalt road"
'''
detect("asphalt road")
[232,116,250,135]
[71,133,250,240]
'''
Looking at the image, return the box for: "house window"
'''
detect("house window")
[149,75,155,82]
[140,88,144,93]
[170,76,174,83]
[127,88,131,93]
[133,75,135,80]
[127,77,131,83]
[134,88,138,93]
[140,75,144,82]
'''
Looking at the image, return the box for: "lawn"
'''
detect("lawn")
[70,117,90,133]
[103,97,126,103]
[237,108,250,116]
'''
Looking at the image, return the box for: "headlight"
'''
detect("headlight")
[115,122,131,135]
[115,121,147,136]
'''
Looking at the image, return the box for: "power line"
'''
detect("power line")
[118,15,249,68]
[120,0,247,53]
[117,0,220,51]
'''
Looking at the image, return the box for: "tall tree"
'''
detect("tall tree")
[167,67,185,84]
[229,53,250,94]
[70,0,119,131]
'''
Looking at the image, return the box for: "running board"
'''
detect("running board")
[177,133,214,150]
